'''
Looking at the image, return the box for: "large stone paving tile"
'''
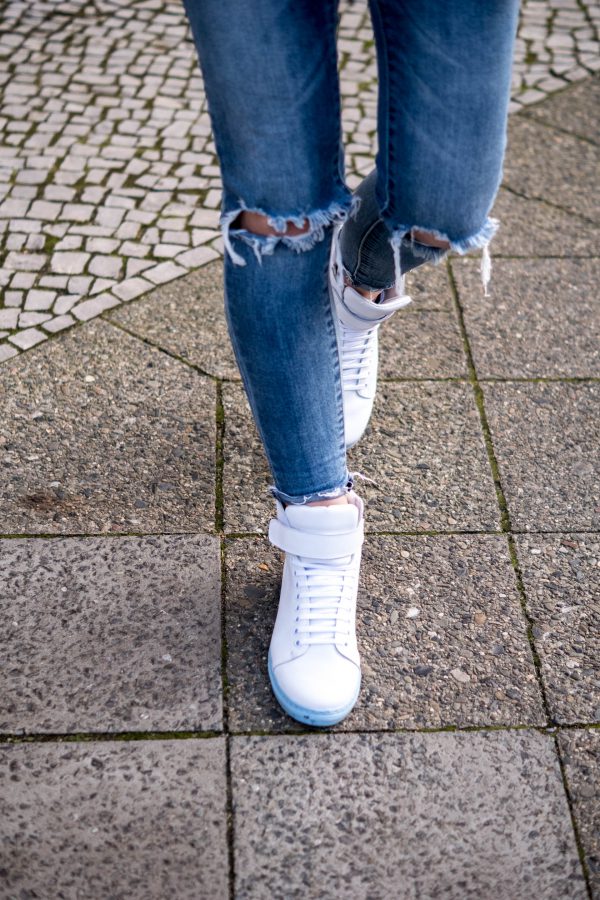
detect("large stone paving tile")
[504,116,599,224]
[516,534,600,725]
[559,729,600,895]
[0,535,222,733]
[378,307,467,379]
[108,261,239,380]
[483,383,600,531]
[454,258,600,378]
[490,187,600,257]
[223,382,500,533]
[525,77,600,145]
[351,382,499,530]
[231,730,585,899]
[222,383,272,534]
[0,738,228,900]
[402,262,456,311]
[225,535,544,732]
[0,319,215,534]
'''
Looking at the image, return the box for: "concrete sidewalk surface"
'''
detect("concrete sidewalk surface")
[1,3,599,898]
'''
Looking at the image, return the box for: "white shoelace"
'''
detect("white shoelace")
[293,557,357,647]
[340,324,377,392]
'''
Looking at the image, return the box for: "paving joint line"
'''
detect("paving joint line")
[519,108,600,148]
[220,537,236,900]
[447,257,598,890]
[500,183,600,227]
[3,527,600,541]
[2,722,598,746]
[553,734,594,899]
[447,258,554,722]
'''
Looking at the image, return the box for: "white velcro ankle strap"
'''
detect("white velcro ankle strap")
[268,518,364,559]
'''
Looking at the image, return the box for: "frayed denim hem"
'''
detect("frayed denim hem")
[269,470,378,506]
[389,216,499,296]
[221,195,362,266]
[269,475,354,507]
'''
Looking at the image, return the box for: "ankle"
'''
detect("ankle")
[306,495,350,508]
[344,275,382,302]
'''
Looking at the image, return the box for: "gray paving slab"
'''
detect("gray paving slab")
[0,535,222,734]
[108,261,239,380]
[483,382,600,531]
[225,535,544,732]
[402,262,456,311]
[351,382,500,531]
[454,258,600,378]
[0,319,215,534]
[559,728,600,895]
[230,730,585,900]
[378,307,467,379]
[504,116,600,224]
[525,76,600,144]
[516,534,600,725]
[0,738,229,900]
[489,187,600,257]
[223,382,500,534]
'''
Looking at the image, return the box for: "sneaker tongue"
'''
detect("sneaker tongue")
[285,501,359,535]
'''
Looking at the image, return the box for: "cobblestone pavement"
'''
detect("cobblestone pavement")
[1,2,600,898]
[0,0,599,357]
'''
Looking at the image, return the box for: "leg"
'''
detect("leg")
[182,0,364,727]
[340,0,520,294]
[182,0,352,505]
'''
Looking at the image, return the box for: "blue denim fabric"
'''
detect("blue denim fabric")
[182,0,519,505]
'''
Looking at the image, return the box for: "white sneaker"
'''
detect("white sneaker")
[330,260,412,448]
[267,493,365,727]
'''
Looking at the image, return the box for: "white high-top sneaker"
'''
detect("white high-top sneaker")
[330,261,412,449]
[267,493,365,727]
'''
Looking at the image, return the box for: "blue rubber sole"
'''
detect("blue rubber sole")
[268,652,360,727]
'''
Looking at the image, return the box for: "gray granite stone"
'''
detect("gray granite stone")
[454,258,600,377]
[525,76,600,144]
[0,320,215,534]
[516,534,600,724]
[223,381,499,533]
[225,535,545,732]
[490,187,600,257]
[108,261,239,379]
[483,382,600,531]
[559,729,600,895]
[504,116,599,224]
[0,738,228,899]
[0,534,222,733]
[231,730,585,899]
[379,307,467,379]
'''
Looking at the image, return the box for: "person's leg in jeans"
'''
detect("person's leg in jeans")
[342,0,520,290]
[182,0,367,727]
[182,0,351,505]
[331,0,520,447]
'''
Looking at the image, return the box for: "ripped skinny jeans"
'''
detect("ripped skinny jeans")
[182,0,519,505]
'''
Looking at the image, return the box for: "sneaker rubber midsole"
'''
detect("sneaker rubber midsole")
[268,651,360,727]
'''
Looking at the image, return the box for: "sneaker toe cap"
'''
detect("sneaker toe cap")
[271,646,361,715]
